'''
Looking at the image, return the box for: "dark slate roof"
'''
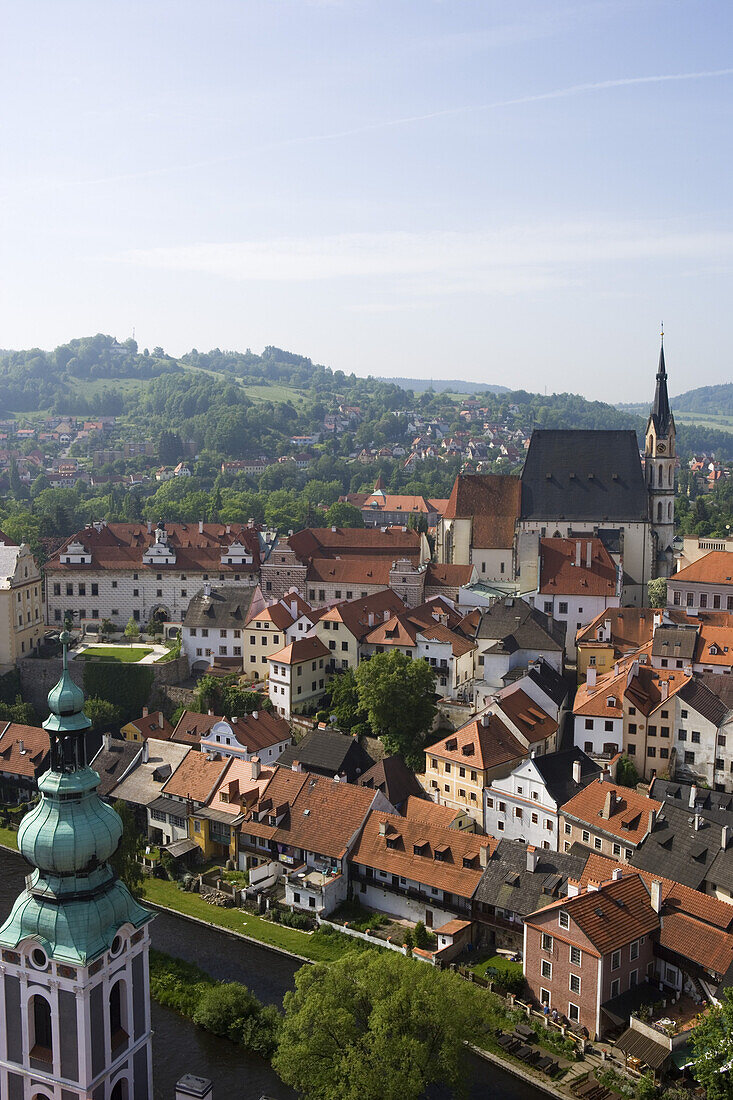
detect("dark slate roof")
[474,839,587,916]
[532,749,602,808]
[630,804,721,891]
[183,585,258,629]
[277,728,375,781]
[526,658,570,707]
[472,598,566,653]
[708,844,733,894]
[652,625,697,661]
[520,430,648,522]
[90,738,141,798]
[678,673,733,729]
[648,341,673,439]
[650,777,733,826]
[358,754,425,810]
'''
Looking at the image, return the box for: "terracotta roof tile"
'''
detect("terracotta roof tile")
[289,526,422,562]
[495,690,557,744]
[671,551,733,586]
[267,636,330,665]
[561,778,662,846]
[428,714,527,772]
[539,538,617,597]
[0,722,50,779]
[350,809,495,897]
[402,795,466,828]
[123,711,174,741]
[526,873,659,956]
[443,474,521,549]
[161,749,231,804]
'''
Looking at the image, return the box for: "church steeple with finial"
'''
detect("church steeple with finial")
[645,326,676,579]
[0,630,154,1099]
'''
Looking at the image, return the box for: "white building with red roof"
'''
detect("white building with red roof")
[267,636,330,718]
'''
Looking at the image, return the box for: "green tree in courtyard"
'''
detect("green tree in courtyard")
[690,987,733,1099]
[354,650,437,769]
[124,616,140,642]
[273,950,479,1100]
[110,799,144,898]
[647,577,667,608]
[84,697,122,731]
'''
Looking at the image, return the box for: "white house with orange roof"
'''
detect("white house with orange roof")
[199,710,293,765]
[267,636,330,718]
[243,598,297,677]
[668,551,733,615]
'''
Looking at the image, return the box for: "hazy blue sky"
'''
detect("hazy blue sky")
[1,1,731,401]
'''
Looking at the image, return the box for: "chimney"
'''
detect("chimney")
[614,662,619,676]
[650,880,662,914]
[586,667,597,688]
[199,519,204,534]
[586,541,592,569]
[602,789,617,819]
[526,845,538,872]
[251,710,258,720]
[226,524,231,535]
[147,519,152,534]
[379,820,388,836]
[142,739,149,764]
[694,813,702,832]
[331,525,337,533]
[176,1076,213,1100]
[203,582,211,598]
[142,706,149,718]
[230,715,237,725]
[723,825,731,851]
[612,867,623,881]
[17,739,25,755]
[648,809,657,833]
[587,879,600,892]
[481,712,490,727]
[479,843,491,868]
[575,540,582,567]
[159,712,164,728]
[103,733,111,751]
[653,609,663,629]
[566,878,580,897]
[660,679,669,702]
[602,767,612,784]
[208,709,214,717]
[572,759,582,785]
[291,760,302,772]
[689,784,698,809]
[250,756,261,780]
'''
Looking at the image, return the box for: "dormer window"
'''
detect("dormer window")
[559,910,570,930]
[606,696,616,708]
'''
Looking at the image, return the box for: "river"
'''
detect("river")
[0,849,545,1100]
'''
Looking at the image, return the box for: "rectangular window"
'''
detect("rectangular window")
[570,945,581,966]
[564,823,571,835]
[568,1003,580,1023]
[541,933,553,952]
[582,830,590,843]
[630,939,639,961]
[585,718,593,730]
[569,974,581,995]
[559,910,569,930]
[541,959,552,979]
[594,837,602,850]
[610,978,620,999]
[611,950,621,971]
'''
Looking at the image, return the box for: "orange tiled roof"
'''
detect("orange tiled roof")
[289,526,422,562]
[210,758,275,816]
[672,551,733,586]
[319,589,405,641]
[576,606,659,653]
[526,873,659,956]
[495,690,557,744]
[561,778,662,846]
[428,714,527,772]
[267,636,330,666]
[539,538,616,597]
[124,711,174,741]
[442,474,521,550]
[402,795,465,828]
[424,562,475,588]
[162,750,231,804]
[350,809,495,898]
[695,624,733,666]
[306,557,393,585]
[0,722,50,778]
[247,603,295,630]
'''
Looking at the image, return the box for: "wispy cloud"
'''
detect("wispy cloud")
[118,222,733,295]
[62,67,733,190]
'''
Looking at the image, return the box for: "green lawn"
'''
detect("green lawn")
[141,877,360,962]
[470,953,524,982]
[76,646,153,663]
[0,826,19,850]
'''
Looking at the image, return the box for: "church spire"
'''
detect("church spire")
[650,325,672,438]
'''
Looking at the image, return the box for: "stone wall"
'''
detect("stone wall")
[18,654,189,714]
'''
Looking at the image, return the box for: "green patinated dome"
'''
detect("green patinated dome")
[0,868,151,965]
[18,768,122,874]
[43,630,90,731]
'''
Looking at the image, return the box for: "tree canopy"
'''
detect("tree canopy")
[354,651,437,769]
[273,950,480,1100]
[690,987,733,1099]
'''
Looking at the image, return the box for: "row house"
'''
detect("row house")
[238,770,393,915]
[348,809,493,929]
[668,551,733,614]
[573,646,691,775]
[671,674,733,789]
[241,598,301,678]
[314,589,405,672]
[652,619,733,677]
[106,738,190,842]
[267,636,330,718]
[523,873,660,1038]
[199,710,293,766]
[182,584,265,673]
[559,775,662,862]
[523,537,621,659]
[576,606,666,683]
[45,520,265,629]
[435,473,521,583]
[484,749,600,851]
[158,749,237,861]
[461,598,565,692]
[0,538,44,665]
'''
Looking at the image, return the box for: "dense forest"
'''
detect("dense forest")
[671,383,733,416]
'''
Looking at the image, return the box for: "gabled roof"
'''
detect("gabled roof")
[357,755,425,809]
[267,636,330,665]
[246,602,295,630]
[677,674,733,728]
[162,749,231,805]
[402,795,466,828]
[651,625,697,661]
[526,658,569,708]
[526,873,659,957]
[475,839,587,915]
[471,598,565,653]
[305,557,392,586]
[428,714,527,772]
[0,722,50,779]
[561,777,662,846]
[202,711,292,753]
[319,589,405,641]
[695,623,733,667]
[288,526,421,562]
[109,740,190,807]
[277,728,374,779]
[671,551,733,586]
[530,749,601,807]
[539,538,617,597]
[650,776,733,825]
[122,710,174,741]
[520,430,648,522]
[576,606,660,654]
[494,690,558,744]
[424,562,476,589]
[443,474,521,549]
[349,809,494,898]
[630,804,721,890]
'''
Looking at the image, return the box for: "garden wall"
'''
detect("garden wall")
[18,654,189,714]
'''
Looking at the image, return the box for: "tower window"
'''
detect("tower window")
[109,979,128,1051]
[30,994,53,1063]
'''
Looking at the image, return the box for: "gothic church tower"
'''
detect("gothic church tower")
[645,331,676,578]
[0,632,154,1100]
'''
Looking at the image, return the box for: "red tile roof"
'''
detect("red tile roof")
[428,714,527,773]
[495,690,557,744]
[0,722,49,778]
[319,590,405,641]
[443,474,521,549]
[162,750,231,804]
[402,796,466,828]
[305,557,393,586]
[672,551,733,586]
[424,563,475,588]
[268,636,330,666]
[526,873,659,956]
[124,711,174,741]
[539,538,617,597]
[349,809,495,897]
[561,778,662,846]
[289,526,422,562]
